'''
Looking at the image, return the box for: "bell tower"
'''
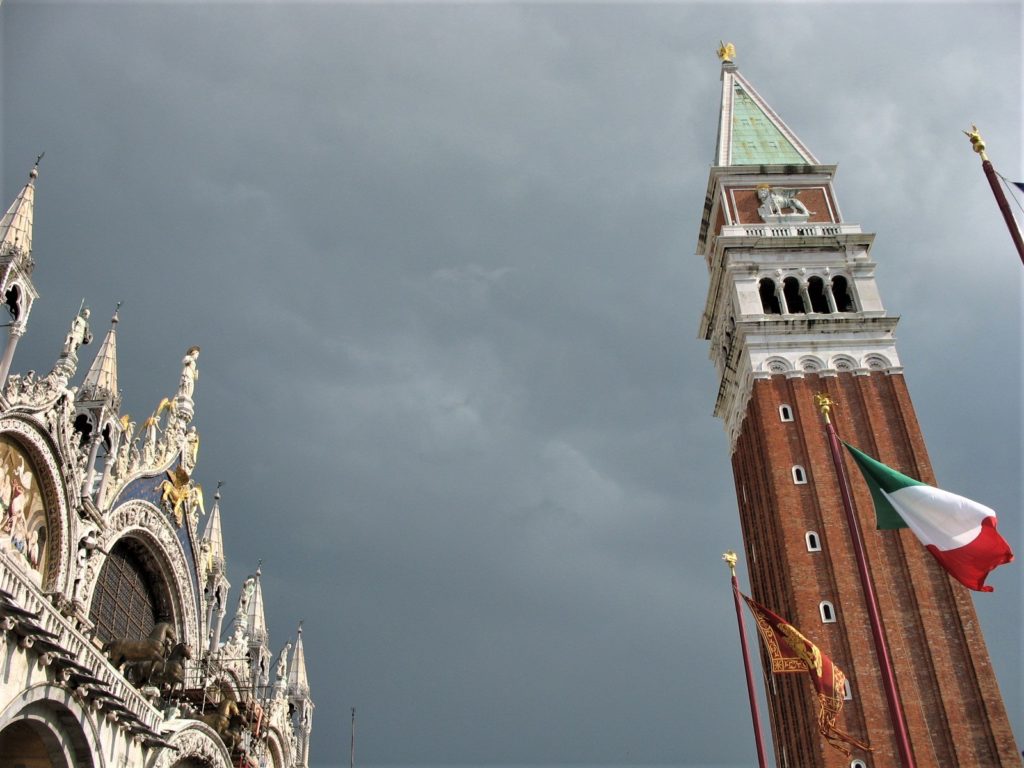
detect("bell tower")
[697,49,1019,767]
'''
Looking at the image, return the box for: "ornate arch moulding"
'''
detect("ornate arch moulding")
[146,721,232,768]
[0,415,74,596]
[0,682,107,768]
[264,724,295,768]
[79,499,200,649]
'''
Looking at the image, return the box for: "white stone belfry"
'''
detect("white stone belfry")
[697,55,901,450]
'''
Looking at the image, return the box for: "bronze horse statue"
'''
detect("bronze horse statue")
[198,696,241,740]
[149,642,192,694]
[102,622,176,672]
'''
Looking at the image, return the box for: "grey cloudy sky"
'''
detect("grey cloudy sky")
[1,2,1021,766]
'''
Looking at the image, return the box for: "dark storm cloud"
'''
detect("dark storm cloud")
[1,3,1019,766]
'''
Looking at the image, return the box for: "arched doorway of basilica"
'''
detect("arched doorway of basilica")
[0,720,64,768]
[0,707,95,768]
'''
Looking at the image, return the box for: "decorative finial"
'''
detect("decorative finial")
[717,41,736,63]
[256,558,263,576]
[814,392,834,424]
[964,124,989,162]
[297,620,304,635]
[723,550,738,576]
[30,152,44,179]
[215,480,223,501]
[111,301,121,325]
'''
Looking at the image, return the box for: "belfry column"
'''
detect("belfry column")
[0,326,25,388]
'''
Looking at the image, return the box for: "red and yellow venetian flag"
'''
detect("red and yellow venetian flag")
[740,591,870,755]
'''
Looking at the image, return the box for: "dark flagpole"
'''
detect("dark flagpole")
[965,125,1024,266]
[350,707,356,768]
[723,550,769,768]
[814,394,915,767]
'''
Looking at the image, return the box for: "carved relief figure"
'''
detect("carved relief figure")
[757,185,813,219]
[277,642,291,682]
[183,426,200,473]
[0,437,46,574]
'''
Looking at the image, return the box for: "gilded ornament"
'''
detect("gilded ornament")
[160,466,204,527]
[814,392,834,423]
[964,124,988,161]
[722,550,738,575]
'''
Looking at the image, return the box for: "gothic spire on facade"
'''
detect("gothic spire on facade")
[76,307,125,500]
[0,161,43,387]
[0,159,40,260]
[201,482,226,577]
[288,622,310,698]
[246,561,269,645]
[78,306,121,408]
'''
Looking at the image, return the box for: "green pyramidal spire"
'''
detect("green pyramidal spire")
[715,53,818,167]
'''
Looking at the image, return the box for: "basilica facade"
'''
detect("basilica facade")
[0,163,314,768]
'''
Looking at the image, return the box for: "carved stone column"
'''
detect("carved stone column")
[0,325,25,388]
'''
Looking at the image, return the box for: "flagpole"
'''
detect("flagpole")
[350,706,356,768]
[723,550,769,768]
[965,125,1024,266]
[814,394,916,768]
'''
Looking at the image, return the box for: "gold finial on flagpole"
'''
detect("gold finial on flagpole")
[723,550,738,576]
[964,124,989,162]
[717,41,736,63]
[814,392,834,424]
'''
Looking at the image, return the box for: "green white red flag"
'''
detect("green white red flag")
[844,443,1013,592]
[740,591,870,755]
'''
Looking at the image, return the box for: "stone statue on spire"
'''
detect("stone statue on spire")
[62,303,92,358]
[178,346,199,399]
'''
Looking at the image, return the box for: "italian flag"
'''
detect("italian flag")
[844,443,1013,592]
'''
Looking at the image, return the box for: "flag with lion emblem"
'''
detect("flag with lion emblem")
[740,591,870,755]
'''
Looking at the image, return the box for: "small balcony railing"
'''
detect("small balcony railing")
[720,222,862,239]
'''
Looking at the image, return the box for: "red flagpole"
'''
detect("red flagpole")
[814,395,916,767]
[965,126,1024,266]
[723,551,769,768]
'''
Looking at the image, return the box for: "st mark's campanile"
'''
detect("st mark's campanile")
[697,49,1020,767]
